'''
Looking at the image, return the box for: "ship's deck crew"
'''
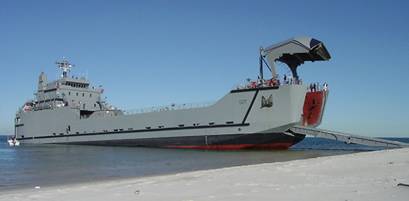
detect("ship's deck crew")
[323,82,328,91]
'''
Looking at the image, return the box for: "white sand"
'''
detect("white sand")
[1,148,409,201]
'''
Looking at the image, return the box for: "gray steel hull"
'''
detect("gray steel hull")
[16,85,308,150]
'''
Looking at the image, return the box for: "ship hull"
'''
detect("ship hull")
[16,85,309,150]
[58,132,305,150]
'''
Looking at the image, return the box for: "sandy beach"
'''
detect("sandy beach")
[1,148,408,201]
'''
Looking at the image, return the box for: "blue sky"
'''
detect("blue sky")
[1,0,408,137]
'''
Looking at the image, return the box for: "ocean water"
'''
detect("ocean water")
[0,136,407,192]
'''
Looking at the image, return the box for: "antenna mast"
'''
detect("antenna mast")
[56,57,74,78]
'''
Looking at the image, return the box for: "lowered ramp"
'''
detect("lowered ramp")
[290,126,409,148]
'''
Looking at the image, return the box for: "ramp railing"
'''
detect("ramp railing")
[290,126,409,148]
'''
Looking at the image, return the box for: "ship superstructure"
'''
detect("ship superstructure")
[14,37,331,150]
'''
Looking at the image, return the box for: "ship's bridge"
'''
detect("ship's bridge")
[60,77,90,89]
[25,59,110,116]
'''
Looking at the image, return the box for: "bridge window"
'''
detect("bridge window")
[82,93,84,97]
[89,94,92,98]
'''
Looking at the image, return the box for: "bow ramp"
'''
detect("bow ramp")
[290,126,409,148]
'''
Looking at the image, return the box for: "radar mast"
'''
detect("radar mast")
[56,58,74,78]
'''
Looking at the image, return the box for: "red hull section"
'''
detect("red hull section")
[165,142,293,150]
[303,91,327,127]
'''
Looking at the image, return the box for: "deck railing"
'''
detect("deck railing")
[233,77,303,90]
[124,101,215,115]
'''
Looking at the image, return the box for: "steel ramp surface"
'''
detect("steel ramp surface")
[290,126,409,148]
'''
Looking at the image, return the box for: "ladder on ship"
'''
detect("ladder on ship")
[290,126,409,148]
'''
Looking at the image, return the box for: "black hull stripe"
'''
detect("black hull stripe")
[230,86,279,93]
[242,90,259,124]
[57,133,306,147]
[17,123,250,140]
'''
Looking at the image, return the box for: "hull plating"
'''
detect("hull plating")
[58,133,305,150]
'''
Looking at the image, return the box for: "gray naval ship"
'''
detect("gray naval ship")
[14,37,331,150]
